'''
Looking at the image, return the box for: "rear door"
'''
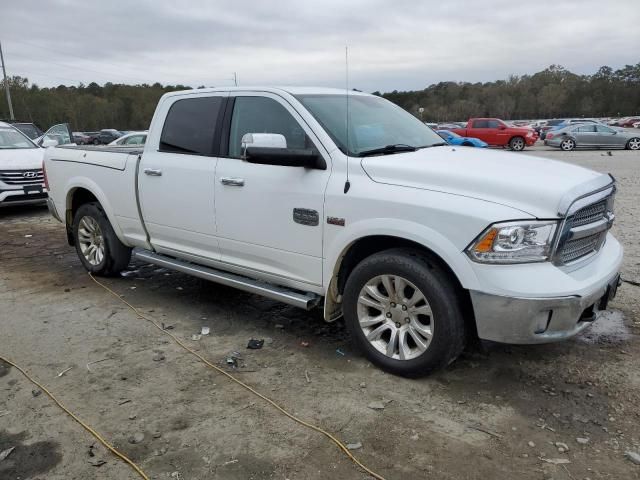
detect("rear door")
[138,92,227,260]
[468,119,491,143]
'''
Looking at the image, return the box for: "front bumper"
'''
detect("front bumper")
[525,136,537,146]
[0,186,48,207]
[468,234,623,344]
[470,272,620,344]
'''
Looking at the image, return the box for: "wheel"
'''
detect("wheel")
[560,138,575,151]
[343,249,466,377]
[509,136,525,151]
[627,137,640,150]
[93,138,100,145]
[72,202,131,276]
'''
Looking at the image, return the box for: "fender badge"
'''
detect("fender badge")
[327,217,345,227]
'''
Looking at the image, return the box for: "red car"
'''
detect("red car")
[451,118,538,151]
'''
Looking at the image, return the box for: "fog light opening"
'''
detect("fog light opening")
[534,311,553,334]
[579,305,596,323]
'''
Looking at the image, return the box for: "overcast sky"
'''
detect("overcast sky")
[1,0,638,92]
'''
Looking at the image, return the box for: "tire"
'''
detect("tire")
[509,136,525,151]
[72,202,131,276]
[560,138,576,151]
[343,248,466,377]
[93,139,100,145]
[627,137,640,150]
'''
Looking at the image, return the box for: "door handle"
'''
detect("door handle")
[143,168,162,176]
[220,177,245,187]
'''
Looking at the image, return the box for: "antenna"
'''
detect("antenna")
[232,72,238,86]
[343,46,351,194]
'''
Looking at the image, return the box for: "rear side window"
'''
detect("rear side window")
[160,96,224,155]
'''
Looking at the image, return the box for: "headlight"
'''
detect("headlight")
[467,221,558,264]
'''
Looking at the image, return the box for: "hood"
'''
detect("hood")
[361,146,607,218]
[0,148,44,170]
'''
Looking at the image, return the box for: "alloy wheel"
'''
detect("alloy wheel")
[356,274,434,360]
[77,216,105,266]
[561,139,575,151]
[628,138,640,150]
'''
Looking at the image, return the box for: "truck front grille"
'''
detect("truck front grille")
[0,169,44,186]
[556,194,613,265]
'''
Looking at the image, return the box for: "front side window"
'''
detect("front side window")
[295,94,444,156]
[471,120,488,128]
[596,125,614,133]
[160,96,224,155]
[228,96,314,158]
[0,126,36,149]
[487,120,501,129]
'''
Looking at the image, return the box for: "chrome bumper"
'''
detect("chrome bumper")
[470,272,620,344]
[47,197,62,222]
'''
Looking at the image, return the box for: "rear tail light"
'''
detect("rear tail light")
[42,160,49,190]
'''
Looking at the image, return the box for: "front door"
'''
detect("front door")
[214,93,330,288]
[138,92,227,260]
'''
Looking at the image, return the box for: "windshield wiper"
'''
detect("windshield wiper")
[417,142,448,149]
[357,144,417,157]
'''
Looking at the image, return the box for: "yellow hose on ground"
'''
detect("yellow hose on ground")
[0,354,149,480]
[88,273,388,480]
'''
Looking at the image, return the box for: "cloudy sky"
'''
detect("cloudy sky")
[1,0,638,92]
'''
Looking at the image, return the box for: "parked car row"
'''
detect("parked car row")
[71,129,148,146]
[545,123,640,151]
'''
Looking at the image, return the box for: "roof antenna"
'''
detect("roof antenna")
[343,46,351,194]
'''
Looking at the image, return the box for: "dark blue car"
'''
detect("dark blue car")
[436,130,488,148]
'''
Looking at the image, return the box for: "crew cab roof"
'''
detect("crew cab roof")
[160,86,372,99]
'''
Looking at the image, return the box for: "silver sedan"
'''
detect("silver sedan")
[544,123,640,151]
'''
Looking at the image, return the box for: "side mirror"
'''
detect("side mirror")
[241,132,326,169]
[498,125,506,130]
[41,137,58,148]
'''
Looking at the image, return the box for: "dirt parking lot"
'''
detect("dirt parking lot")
[1,146,639,480]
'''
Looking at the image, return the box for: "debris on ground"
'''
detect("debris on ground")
[540,457,571,465]
[152,351,165,362]
[300,341,310,347]
[161,323,174,330]
[576,437,590,445]
[360,382,366,388]
[201,326,210,335]
[118,399,131,406]
[222,459,238,466]
[89,459,106,467]
[367,401,385,410]
[0,446,15,462]
[528,441,536,448]
[626,451,640,465]
[225,356,239,368]
[304,370,310,383]
[247,339,264,349]
[336,348,346,356]
[128,432,145,444]
[31,388,42,397]
[191,334,202,341]
[346,442,362,450]
[57,366,73,377]
[555,442,569,453]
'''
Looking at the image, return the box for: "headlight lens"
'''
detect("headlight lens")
[467,221,558,264]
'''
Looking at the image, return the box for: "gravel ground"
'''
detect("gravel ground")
[1,145,639,480]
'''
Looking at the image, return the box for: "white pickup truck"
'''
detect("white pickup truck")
[44,87,623,376]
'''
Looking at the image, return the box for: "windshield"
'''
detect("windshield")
[14,124,42,139]
[295,94,444,156]
[0,126,37,149]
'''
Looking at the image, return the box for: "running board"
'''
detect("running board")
[134,250,321,310]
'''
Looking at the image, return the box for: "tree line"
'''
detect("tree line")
[0,63,639,131]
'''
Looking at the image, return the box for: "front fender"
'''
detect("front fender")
[323,218,481,291]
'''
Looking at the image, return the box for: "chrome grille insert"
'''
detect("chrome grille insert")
[0,169,44,186]
[556,193,614,265]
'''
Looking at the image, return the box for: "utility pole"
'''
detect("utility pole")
[0,41,15,120]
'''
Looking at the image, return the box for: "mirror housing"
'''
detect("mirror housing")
[498,125,507,130]
[41,137,58,148]
[241,133,287,150]
[245,147,325,169]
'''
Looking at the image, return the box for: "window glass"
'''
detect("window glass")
[125,135,146,145]
[487,120,500,129]
[0,127,36,149]
[160,96,223,155]
[229,96,313,158]
[576,125,596,133]
[596,125,614,133]
[472,120,488,128]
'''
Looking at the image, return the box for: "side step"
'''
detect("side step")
[134,250,321,310]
